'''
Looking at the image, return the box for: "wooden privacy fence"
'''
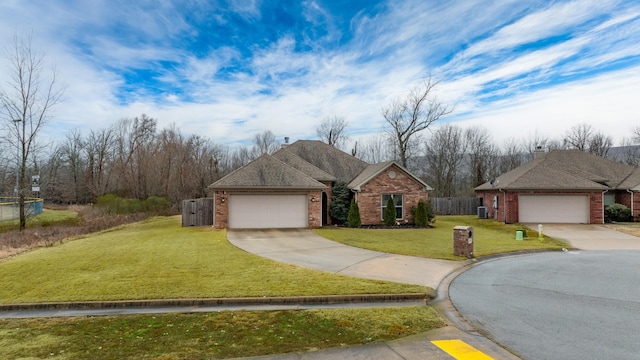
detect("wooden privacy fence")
[433,197,481,215]
[182,198,214,227]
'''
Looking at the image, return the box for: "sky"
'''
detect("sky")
[1,0,639,149]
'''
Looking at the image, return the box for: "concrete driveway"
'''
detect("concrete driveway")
[524,223,640,250]
[227,229,466,290]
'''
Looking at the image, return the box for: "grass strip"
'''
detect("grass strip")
[0,306,445,359]
[0,216,425,304]
[315,215,568,260]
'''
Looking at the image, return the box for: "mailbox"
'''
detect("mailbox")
[453,225,474,258]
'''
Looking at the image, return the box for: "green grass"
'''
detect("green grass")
[0,208,80,232]
[0,216,425,304]
[0,306,445,359]
[315,216,569,260]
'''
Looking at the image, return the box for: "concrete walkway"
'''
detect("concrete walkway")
[227,229,467,290]
[226,229,522,360]
[524,224,640,250]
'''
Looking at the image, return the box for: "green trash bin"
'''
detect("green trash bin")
[515,230,524,241]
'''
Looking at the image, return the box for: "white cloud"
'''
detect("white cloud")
[449,66,640,146]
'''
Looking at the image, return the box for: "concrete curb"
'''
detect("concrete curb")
[0,293,430,312]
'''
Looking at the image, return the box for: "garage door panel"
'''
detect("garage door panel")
[519,195,589,224]
[229,194,307,229]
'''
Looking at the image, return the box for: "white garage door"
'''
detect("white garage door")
[228,194,307,229]
[519,195,590,224]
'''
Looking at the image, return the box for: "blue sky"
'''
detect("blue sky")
[1,0,639,148]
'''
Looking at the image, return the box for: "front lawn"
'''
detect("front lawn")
[0,306,445,359]
[0,216,425,304]
[315,216,569,260]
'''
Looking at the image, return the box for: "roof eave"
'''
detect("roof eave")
[209,185,326,191]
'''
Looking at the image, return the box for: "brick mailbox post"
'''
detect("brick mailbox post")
[453,226,474,258]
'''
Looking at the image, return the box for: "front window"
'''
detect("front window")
[382,194,403,219]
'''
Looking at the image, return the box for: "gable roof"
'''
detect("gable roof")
[348,161,433,191]
[272,148,337,182]
[475,149,639,191]
[277,140,369,183]
[208,154,326,190]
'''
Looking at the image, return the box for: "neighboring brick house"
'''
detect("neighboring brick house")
[475,149,640,224]
[208,140,432,229]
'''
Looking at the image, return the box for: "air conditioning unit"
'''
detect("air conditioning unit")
[477,206,488,219]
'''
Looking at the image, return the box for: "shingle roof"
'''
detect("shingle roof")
[208,154,326,190]
[272,148,337,182]
[279,140,369,184]
[475,149,640,191]
[348,161,433,191]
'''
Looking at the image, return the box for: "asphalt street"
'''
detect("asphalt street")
[449,250,640,360]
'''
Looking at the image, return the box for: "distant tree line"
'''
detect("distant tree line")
[2,45,638,208]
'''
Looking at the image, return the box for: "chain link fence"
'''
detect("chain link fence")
[0,198,44,221]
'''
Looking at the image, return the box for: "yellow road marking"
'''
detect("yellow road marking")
[431,340,494,360]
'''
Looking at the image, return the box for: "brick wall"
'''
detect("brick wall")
[356,165,428,225]
[213,190,229,229]
[308,190,322,228]
[590,192,604,224]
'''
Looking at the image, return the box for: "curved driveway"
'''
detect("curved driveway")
[227,229,467,290]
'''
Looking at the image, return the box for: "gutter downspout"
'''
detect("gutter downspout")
[602,190,607,224]
[499,188,506,223]
[627,189,634,221]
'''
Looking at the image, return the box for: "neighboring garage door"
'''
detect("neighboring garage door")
[519,194,590,224]
[228,194,307,229]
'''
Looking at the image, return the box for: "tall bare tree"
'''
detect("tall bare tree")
[0,34,63,230]
[563,123,593,151]
[500,138,524,173]
[563,123,612,156]
[466,126,499,192]
[382,77,452,167]
[251,130,279,157]
[114,115,157,198]
[354,132,394,164]
[423,124,466,197]
[85,127,116,200]
[316,116,349,149]
[58,129,87,203]
[588,132,613,157]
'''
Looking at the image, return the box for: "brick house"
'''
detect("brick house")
[475,149,640,224]
[208,140,432,229]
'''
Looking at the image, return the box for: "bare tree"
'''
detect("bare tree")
[85,127,116,200]
[251,130,279,157]
[563,123,593,151]
[58,129,87,203]
[616,136,640,166]
[423,124,466,197]
[522,131,551,160]
[500,138,524,173]
[114,115,157,198]
[382,77,452,167]
[316,116,349,149]
[588,132,613,157]
[466,126,499,192]
[563,123,612,157]
[0,34,63,230]
[355,132,394,164]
